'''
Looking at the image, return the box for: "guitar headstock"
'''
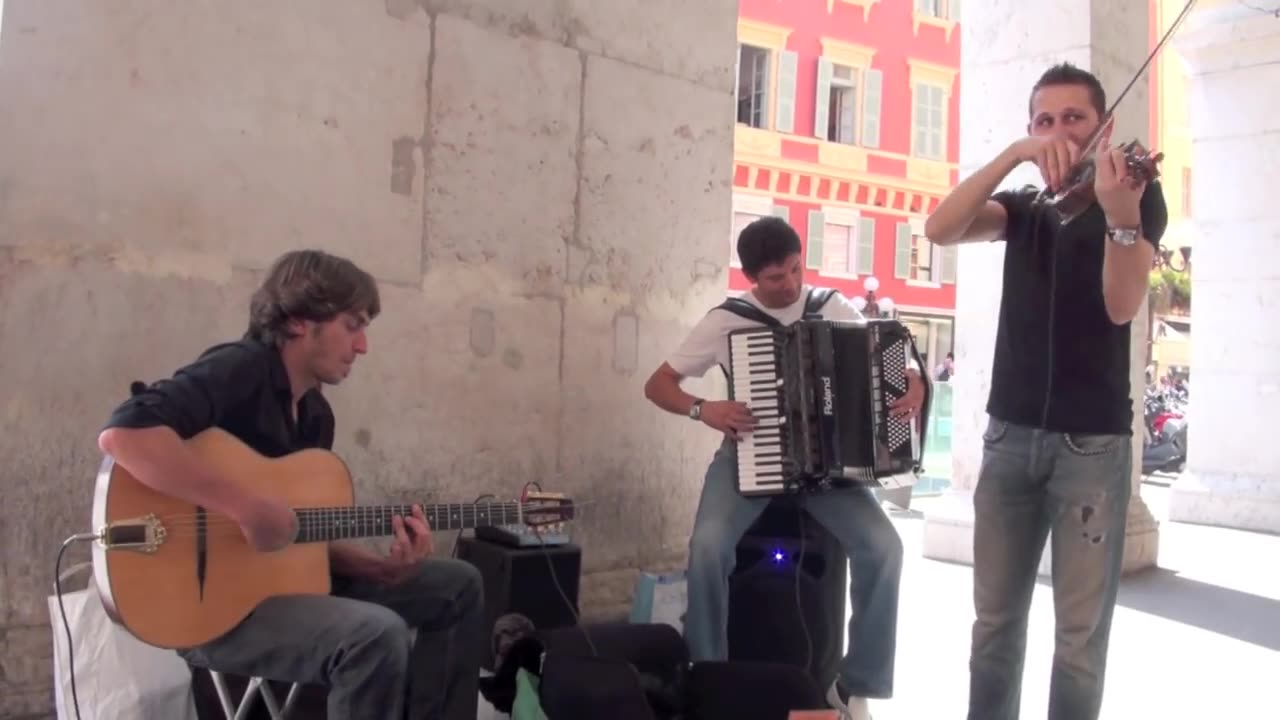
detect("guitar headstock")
[521,491,575,532]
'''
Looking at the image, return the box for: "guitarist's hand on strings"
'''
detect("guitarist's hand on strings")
[236,495,300,553]
[700,400,755,442]
[383,504,433,585]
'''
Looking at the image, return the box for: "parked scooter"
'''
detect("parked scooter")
[1142,398,1187,475]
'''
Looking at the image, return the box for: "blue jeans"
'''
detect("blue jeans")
[684,440,904,698]
[178,558,484,720]
[968,417,1132,720]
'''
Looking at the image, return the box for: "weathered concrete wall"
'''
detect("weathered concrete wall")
[0,0,738,715]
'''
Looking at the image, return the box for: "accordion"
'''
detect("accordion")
[727,318,930,497]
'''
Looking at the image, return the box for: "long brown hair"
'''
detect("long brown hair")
[246,250,381,345]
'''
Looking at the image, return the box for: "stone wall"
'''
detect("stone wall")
[0,1,738,715]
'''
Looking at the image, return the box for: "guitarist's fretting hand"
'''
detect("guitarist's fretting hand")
[381,504,434,585]
[236,495,300,552]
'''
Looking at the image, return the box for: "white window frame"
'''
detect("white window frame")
[736,44,772,130]
[827,63,859,145]
[818,206,862,280]
[729,193,777,269]
[905,216,943,287]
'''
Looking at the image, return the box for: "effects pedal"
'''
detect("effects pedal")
[474,524,569,547]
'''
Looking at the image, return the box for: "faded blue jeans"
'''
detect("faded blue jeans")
[178,557,484,720]
[684,439,904,698]
[968,417,1132,720]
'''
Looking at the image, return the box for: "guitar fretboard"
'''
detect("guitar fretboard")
[293,502,524,543]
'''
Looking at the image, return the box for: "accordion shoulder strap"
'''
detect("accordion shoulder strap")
[710,297,783,328]
[803,287,839,318]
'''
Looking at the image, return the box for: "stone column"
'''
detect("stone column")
[921,0,1160,575]
[1167,6,1280,533]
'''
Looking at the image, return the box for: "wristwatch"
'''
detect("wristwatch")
[688,399,705,421]
[1106,224,1140,246]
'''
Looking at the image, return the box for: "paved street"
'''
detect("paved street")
[868,482,1280,720]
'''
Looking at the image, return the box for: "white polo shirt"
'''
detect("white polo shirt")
[666,285,865,380]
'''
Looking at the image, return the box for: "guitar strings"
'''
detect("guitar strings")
[149,502,530,524]
[119,500,591,531]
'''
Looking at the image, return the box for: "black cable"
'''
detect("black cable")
[795,494,813,677]
[533,527,598,656]
[55,532,99,720]
[518,480,595,655]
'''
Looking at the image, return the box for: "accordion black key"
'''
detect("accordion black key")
[727,319,930,497]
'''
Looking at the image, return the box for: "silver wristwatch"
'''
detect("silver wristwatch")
[688,399,704,421]
[1107,225,1140,246]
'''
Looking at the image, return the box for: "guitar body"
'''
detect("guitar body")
[91,427,355,650]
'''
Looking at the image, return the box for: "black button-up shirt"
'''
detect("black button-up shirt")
[104,337,334,456]
[986,182,1168,436]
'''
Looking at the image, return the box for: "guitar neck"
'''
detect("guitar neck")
[293,502,524,543]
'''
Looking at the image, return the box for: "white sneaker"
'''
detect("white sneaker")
[826,679,872,720]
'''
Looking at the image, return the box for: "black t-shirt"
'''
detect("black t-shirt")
[104,337,335,455]
[987,182,1168,436]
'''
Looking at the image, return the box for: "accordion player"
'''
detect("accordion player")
[727,318,931,497]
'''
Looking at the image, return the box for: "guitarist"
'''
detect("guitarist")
[96,249,484,720]
[642,216,927,720]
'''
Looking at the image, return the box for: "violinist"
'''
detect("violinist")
[925,62,1168,720]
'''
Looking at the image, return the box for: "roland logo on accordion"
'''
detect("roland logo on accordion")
[821,374,834,416]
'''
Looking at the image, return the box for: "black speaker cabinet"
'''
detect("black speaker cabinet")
[455,537,582,671]
[726,497,847,687]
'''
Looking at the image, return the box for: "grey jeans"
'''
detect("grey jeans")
[178,557,484,720]
[684,440,904,698]
[968,417,1132,720]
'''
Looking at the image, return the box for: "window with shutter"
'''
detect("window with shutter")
[912,83,946,160]
[816,207,861,279]
[940,245,958,284]
[806,210,826,270]
[813,58,833,140]
[861,68,882,149]
[737,45,771,129]
[856,217,876,275]
[894,222,913,279]
[775,50,798,134]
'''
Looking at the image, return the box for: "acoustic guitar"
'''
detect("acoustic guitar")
[88,426,574,650]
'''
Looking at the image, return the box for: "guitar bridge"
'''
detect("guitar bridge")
[97,514,166,553]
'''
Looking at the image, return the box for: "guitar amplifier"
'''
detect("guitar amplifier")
[456,536,582,671]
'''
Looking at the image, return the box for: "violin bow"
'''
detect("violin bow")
[1035,0,1200,217]
[1099,0,1200,127]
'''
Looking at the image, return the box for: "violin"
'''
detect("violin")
[1032,0,1197,225]
[1034,122,1165,225]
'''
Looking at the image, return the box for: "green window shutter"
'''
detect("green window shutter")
[860,68,883,149]
[770,204,791,224]
[807,210,825,270]
[940,244,958,284]
[775,50,798,134]
[856,217,876,275]
[894,221,913,279]
[814,57,833,140]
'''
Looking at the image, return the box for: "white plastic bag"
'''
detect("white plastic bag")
[48,562,198,720]
[629,571,688,635]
